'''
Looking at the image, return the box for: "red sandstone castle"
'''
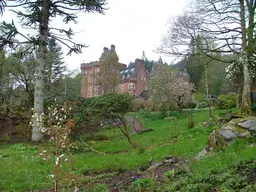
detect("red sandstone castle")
[80,45,168,98]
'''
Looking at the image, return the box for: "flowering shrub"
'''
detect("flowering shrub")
[196,102,209,109]
[225,53,256,82]
[35,102,80,192]
[66,121,75,128]
[170,75,195,111]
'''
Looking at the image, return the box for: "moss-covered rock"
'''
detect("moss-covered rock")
[221,123,250,138]
[197,116,256,158]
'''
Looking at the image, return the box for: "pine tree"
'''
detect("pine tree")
[0,0,107,141]
[47,38,66,82]
[44,38,67,100]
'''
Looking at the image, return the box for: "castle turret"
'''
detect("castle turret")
[157,56,163,64]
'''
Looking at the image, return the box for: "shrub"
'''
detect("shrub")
[196,102,209,109]
[129,178,156,192]
[160,106,167,118]
[75,92,134,133]
[217,93,236,109]
[131,99,153,112]
[131,99,145,111]
[252,103,256,113]
[183,102,197,109]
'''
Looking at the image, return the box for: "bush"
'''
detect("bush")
[217,93,236,109]
[196,102,209,109]
[252,103,256,113]
[131,99,153,112]
[184,102,197,109]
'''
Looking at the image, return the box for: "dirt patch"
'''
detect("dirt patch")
[84,157,187,191]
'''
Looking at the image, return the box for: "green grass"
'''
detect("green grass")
[0,108,255,191]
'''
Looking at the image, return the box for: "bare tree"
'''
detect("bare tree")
[158,0,256,114]
[192,0,255,113]
[157,12,201,56]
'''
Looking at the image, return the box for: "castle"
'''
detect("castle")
[80,45,169,98]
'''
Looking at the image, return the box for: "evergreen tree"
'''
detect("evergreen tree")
[0,0,107,141]
[45,38,66,100]
[47,38,66,82]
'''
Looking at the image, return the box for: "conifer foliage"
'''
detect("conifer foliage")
[0,0,107,141]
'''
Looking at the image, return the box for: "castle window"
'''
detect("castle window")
[128,83,136,89]
[141,76,143,80]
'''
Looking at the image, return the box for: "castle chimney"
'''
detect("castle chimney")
[103,47,108,54]
[111,45,115,52]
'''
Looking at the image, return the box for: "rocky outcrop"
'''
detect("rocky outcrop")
[196,117,256,159]
[238,120,256,131]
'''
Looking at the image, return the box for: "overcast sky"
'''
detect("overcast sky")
[1,0,188,71]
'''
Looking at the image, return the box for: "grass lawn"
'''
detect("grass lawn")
[0,108,255,191]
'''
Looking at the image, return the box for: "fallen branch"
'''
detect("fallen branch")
[77,136,108,155]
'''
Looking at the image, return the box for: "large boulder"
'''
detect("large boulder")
[216,117,256,143]
[238,120,256,131]
[196,116,256,159]
[219,129,237,141]
[221,123,250,138]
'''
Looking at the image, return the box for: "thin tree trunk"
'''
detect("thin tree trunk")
[167,102,170,117]
[239,0,252,114]
[241,54,252,113]
[205,64,212,118]
[31,0,50,141]
[0,51,4,106]
[236,86,242,108]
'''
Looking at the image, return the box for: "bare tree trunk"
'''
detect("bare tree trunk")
[236,86,242,108]
[205,64,212,118]
[241,53,252,113]
[32,0,50,141]
[239,0,252,114]
[32,50,45,141]
[167,102,170,117]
